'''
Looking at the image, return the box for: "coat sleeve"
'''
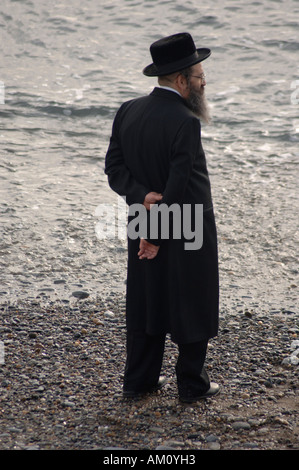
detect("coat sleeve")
[104,106,150,206]
[145,116,201,245]
[162,117,200,205]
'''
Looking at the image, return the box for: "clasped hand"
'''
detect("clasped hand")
[138,192,162,260]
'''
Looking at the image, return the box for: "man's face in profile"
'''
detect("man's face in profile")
[185,63,211,123]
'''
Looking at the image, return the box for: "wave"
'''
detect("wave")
[2,100,117,119]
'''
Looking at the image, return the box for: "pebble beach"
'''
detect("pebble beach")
[1,288,298,451]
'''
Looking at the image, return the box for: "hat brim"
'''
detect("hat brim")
[143,48,211,77]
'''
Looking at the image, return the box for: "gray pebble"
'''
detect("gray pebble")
[156,445,176,450]
[231,421,251,431]
[149,426,165,434]
[62,401,76,407]
[72,291,89,299]
[208,442,221,450]
[205,434,220,442]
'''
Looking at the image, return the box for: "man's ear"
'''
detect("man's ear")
[176,73,189,98]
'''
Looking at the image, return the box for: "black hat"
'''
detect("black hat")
[143,32,211,77]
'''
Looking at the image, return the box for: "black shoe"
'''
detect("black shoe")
[123,376,167,399]
[179,382,220,403]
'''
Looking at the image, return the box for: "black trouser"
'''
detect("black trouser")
[123,331,210,396]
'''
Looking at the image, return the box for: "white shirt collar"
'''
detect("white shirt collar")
[159,85,182,97]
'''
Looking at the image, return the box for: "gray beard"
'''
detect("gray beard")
[185,88,211,124]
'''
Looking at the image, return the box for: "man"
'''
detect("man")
[104,32,219,403]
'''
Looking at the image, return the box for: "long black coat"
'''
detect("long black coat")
[105,87,219,344]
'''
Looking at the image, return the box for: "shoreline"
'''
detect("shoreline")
[0,292,298,451]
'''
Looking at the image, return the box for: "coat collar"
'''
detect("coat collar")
[150,87,186,103]
[159,85,182,97]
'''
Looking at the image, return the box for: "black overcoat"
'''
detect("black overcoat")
[105,87,219,344]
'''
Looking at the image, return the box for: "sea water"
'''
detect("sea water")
[0,0,298,314]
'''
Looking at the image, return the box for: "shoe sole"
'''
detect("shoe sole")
[123,378,167,399]
[179,388,220,403]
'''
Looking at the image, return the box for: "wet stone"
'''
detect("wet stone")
[72,291,89,299]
